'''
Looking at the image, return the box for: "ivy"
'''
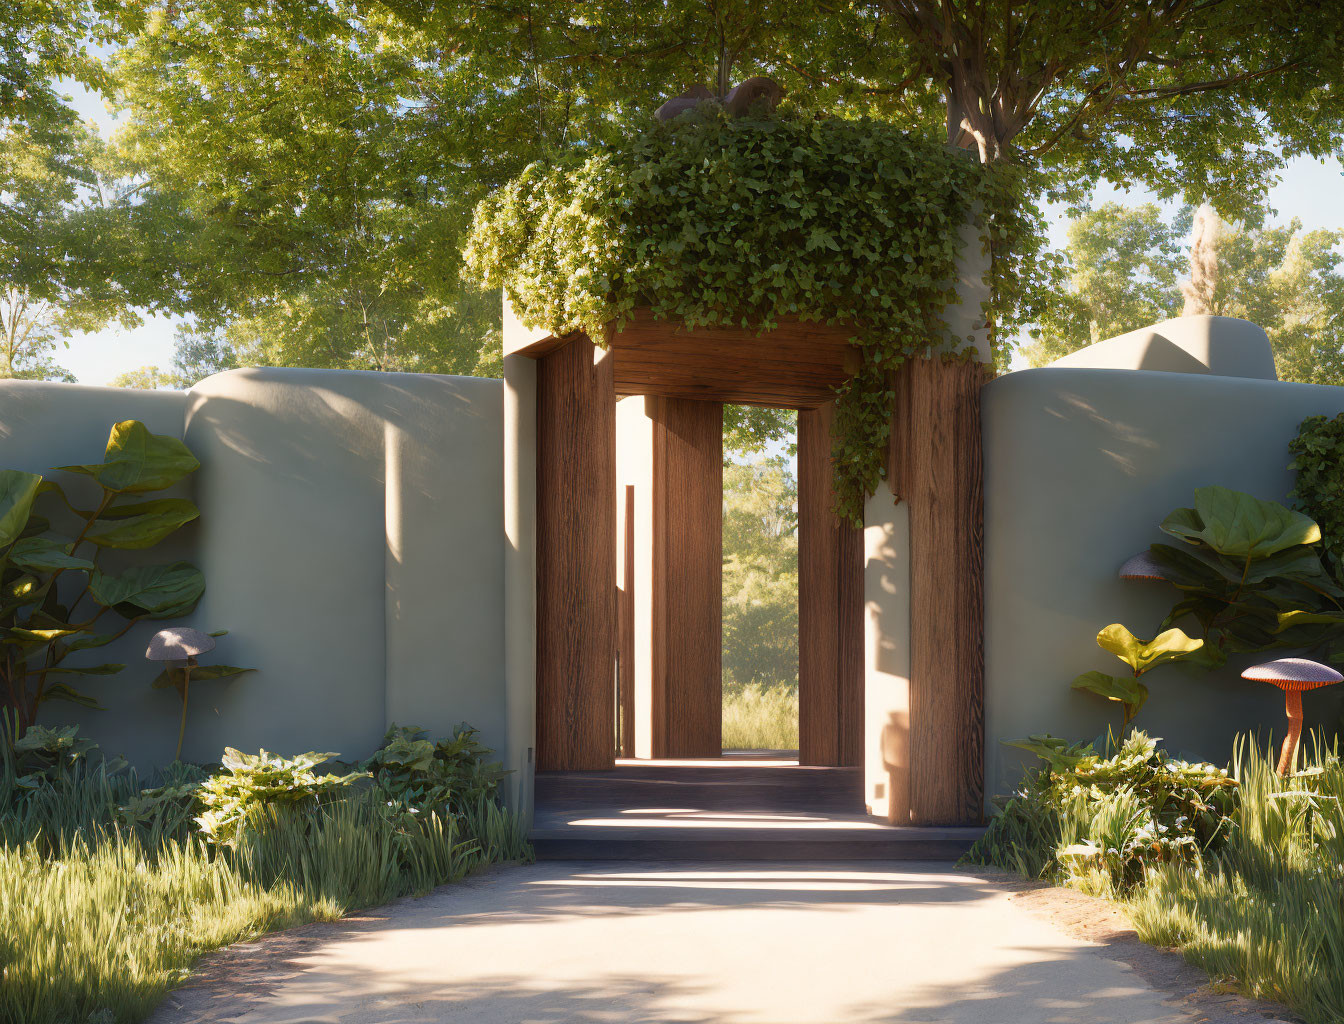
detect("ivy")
[1289,413,1344,571]
[465,107,1033,523]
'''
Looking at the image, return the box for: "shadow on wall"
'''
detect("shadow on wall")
[0,368,507,773]
[983,364,1344,802]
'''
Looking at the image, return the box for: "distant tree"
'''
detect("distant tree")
[1181,204,1221,315]
[722,456,798,690]
[112,322,242,390]
[1021,203,1183,366]
[1025,203,1344,386]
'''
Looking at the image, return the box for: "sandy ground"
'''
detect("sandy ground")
[148,861,1300,1024]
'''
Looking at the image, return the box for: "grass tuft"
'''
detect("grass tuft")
[722,682,798,750]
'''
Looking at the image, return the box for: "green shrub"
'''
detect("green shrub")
[0,724,530,1024]
[1140,486,1344,664]
[1290,412,1344,573]
[967,730,1237,890]
[193,748,366,846]
[0,421,207,733]
[362,723,508,814]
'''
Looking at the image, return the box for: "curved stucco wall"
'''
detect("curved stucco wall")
[982,367,1344,802]
[1048,315,1278,380]
[0,370,506,777]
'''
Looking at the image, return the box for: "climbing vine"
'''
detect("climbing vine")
[465,107,1034,523]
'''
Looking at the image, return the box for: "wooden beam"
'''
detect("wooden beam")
[888,357,986,824]
[507,308,860,408]
[798,402,864,767]
[650,397,723,757]
[618,484,636,758]
[535,336,616,770]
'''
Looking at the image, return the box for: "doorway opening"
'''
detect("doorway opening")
[721,406,798,756]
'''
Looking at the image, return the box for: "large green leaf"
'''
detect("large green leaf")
[89,562,205,616]
[1161,486,1321,559]
[0,470,43,548]
[1003,734,1097,772]
[1096,623,1204,675]
[6,537,95,572]
[1071,671,1149,716]
[152,664,254,691]
[36,684,103,710]
[59,421,199,494]
[84,499,200,549]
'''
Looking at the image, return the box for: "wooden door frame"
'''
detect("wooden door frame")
[510,310,985,823]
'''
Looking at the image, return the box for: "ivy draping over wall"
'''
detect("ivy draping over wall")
[466,108,1032,523]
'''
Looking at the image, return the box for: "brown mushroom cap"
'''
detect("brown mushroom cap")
[1118,551,1171,581]
[146,627,216,661]
[1241,658,1343,692]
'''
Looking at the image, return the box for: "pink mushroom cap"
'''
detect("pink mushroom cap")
[146,627,215,662]
[1241,657,1342,692]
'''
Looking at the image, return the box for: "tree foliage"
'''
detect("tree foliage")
[722,456,798,691]
[1024,204,1344,385]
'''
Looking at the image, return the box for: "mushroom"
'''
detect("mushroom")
[147,627,216,762]
[1118,551,1172,581]
[1241,658,1343,776]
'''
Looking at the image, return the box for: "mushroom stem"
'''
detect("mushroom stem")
[1277,688,1304,777]
[174,663,193,763]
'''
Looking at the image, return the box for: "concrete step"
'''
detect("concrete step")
[528,818,985,861]
[534,764,865,815]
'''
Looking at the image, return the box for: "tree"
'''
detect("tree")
[1022,203,1183,366]
[1024,203,1344,386]
[722,456,798,690]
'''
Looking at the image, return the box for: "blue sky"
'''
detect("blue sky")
[57,84,1344,385]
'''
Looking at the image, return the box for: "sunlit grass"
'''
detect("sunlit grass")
[965,735,1344,1024]
[722,682,798,750]
[0,760,530,1024]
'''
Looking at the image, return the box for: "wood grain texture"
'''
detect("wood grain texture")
[888,358,987,825]
[650,397,723,757]
[618,484,636,758]
[797,402,864,767]
[535,336,617,771]
[497,309,858,408]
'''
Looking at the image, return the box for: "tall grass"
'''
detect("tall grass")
[967,735,1344,1024]
[722,682,798,750]
[0,748,530,1024]
[1127,738,1344,1023]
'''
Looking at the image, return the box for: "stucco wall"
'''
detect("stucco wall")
[982,367,1344,801]
[1,370,506,776]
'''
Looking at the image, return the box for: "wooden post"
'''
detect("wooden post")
[535,336,616,770]
[798,402,864,767]
[649,397,723,757]
[888,358,986,824]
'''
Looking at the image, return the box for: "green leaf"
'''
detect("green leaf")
[36,684,103,710]
[0,470,43,548]
[60,421,200,495]
[1096,624,1204,674]
[152,664,254,689]
[1003,734,1097,771]
[7,537,95,572]
[1071,671,1149,715]
[1275,609,1344,632]
[1161,486,1321,559]
[46,663,126,676]
[89,562,205,616]
[84,499,200,549]
[65,632,121,652]
[5,627,79,643]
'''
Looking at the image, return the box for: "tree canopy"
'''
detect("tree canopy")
[1024,202,1344,386]
[6,0,1344,390]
